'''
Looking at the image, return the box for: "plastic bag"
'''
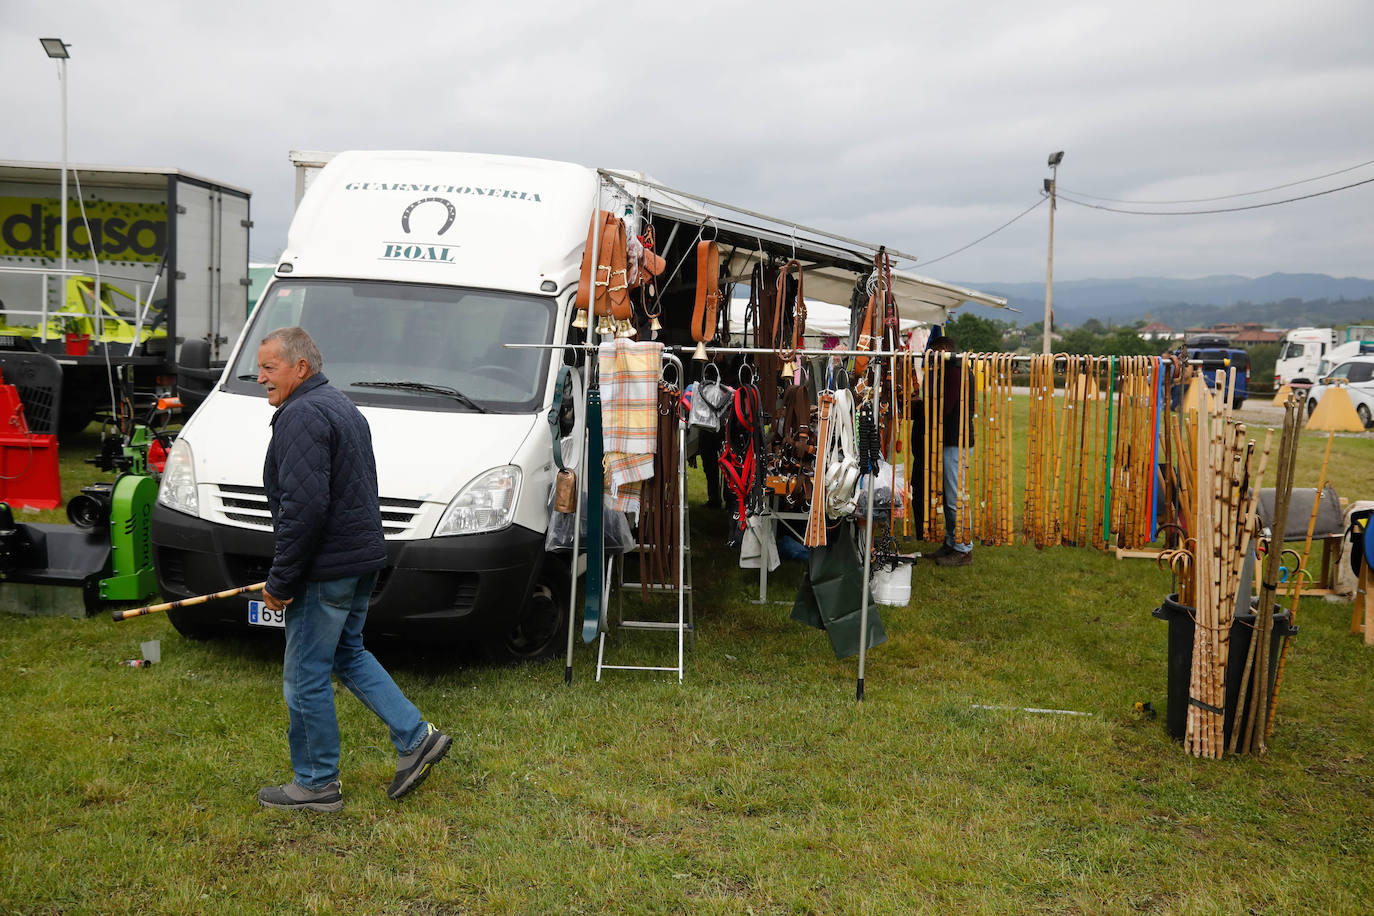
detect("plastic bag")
[545,486,636,554]
[855,459,907,524]
[688,365,734,431]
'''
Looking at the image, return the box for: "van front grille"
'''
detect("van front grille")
[210,484,425,536]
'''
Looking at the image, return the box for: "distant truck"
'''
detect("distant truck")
[1274,327,1336,391]
[1315,325,1374,379]
[0,160,251,435]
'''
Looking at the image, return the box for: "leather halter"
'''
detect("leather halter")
[691,240,721,344]
[575,210,632,320]
[772,259,806,361]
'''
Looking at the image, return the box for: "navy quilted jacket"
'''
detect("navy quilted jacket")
[263,373,386,598]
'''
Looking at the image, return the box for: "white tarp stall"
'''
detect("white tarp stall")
[728,298,920,342]
[602,169,1008,325]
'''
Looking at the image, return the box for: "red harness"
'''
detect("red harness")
[719,382,762,532]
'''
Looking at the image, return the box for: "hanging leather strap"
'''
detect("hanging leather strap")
[581,387,605,643]
[547,365,583,472]
[772,259,805,361]
[690,240,721,343]
[576,211,632,319]
[805,393,833,547]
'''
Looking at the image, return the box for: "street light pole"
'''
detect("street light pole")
[1042,150,1063,356]
[40,38,71,279]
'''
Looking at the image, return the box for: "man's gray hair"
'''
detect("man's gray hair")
[262,326,322,374]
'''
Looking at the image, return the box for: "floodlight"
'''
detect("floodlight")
[40,38,70,59]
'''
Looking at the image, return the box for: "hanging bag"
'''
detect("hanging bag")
[688,363,734,431]
[824,388,860,517]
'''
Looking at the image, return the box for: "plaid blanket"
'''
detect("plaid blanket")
[597,339,662,517]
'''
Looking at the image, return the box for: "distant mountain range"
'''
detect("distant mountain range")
[954,272,1374,329]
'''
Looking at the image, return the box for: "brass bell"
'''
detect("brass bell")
[692,340,708,361]
[649,315,662,332]
[571,308,589,330]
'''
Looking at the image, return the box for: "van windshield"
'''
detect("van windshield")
[225,279,555,412]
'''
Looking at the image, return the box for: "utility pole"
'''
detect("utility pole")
[40,39,72,279]
[1042,150,1063,356]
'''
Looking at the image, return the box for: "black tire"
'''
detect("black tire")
[166,606,224,640]
[1307,397,1318,418]
[1232,397,1245,410]
[1358,403,1372,429]
[483,555,569,664]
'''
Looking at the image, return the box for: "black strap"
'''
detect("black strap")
[548,366,573,471]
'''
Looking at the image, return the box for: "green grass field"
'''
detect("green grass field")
[1,405,1371,914]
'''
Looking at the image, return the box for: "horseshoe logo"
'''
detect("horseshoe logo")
[401,197,456,236]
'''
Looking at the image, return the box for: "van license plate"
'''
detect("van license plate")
[247,600,285,629]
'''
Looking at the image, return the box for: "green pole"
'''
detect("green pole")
[1103,356,1115,544]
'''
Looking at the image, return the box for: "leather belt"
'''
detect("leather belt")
[804,393,833,547]
[690,240,720,357]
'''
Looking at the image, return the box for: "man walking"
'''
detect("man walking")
[254,326,450,812]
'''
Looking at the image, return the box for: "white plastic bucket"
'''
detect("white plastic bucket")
[871,563,911,606]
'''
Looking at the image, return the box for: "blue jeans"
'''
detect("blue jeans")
[942,446,972,554]
[283,572,427,789]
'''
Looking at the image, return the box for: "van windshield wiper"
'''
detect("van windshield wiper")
[351,380,487,413]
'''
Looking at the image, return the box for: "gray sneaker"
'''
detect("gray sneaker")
[935,551,972,567]
[388,724,452,800]
[257,780,343,812]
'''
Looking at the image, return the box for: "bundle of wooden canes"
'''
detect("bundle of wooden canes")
[1106,356,1166,551]
[962,353,1015,546]
[1021,355,1172,551]
[921,351,947,543]
[1022,354,1061,548]
[1179,370,1268,759]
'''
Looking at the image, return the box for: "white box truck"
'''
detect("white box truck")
[150,150,1003,660]
[1274,327,1336,391]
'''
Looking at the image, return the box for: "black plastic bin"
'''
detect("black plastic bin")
[1152,594,1296,744]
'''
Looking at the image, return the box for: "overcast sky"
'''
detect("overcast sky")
[6,0,1372,287]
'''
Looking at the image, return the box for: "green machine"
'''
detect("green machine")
[0,422,165,616]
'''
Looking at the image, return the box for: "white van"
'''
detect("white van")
[151,150,1003,660]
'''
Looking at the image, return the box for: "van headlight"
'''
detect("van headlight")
[435,465,520,536]
[157,438,199,516]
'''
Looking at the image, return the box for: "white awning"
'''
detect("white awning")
[601,168,1007,325]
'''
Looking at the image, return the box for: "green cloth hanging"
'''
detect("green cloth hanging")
[791,520,887,660]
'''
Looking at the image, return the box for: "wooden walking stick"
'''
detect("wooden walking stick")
[1241,396,1301,754]
[1264,429,1333,743]
[113,582,268,621]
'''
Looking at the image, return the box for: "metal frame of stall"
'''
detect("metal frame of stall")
[527,167,1005,697]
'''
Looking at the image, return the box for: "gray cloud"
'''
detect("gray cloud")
[5,0,1371,283]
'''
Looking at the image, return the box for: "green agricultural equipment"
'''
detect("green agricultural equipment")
[0,420,168,617]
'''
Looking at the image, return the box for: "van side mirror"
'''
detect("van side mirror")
[177,338,217,413]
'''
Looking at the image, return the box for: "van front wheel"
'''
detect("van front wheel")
[483,557,568,664]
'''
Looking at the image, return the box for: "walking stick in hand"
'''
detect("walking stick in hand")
[113,582,268,621]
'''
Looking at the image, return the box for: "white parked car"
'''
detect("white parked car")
[1306,355,1374,428]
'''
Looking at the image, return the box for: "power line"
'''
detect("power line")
[916,196,1048,267]
[1059,156,1374,205]
[1056,175,1374,216]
